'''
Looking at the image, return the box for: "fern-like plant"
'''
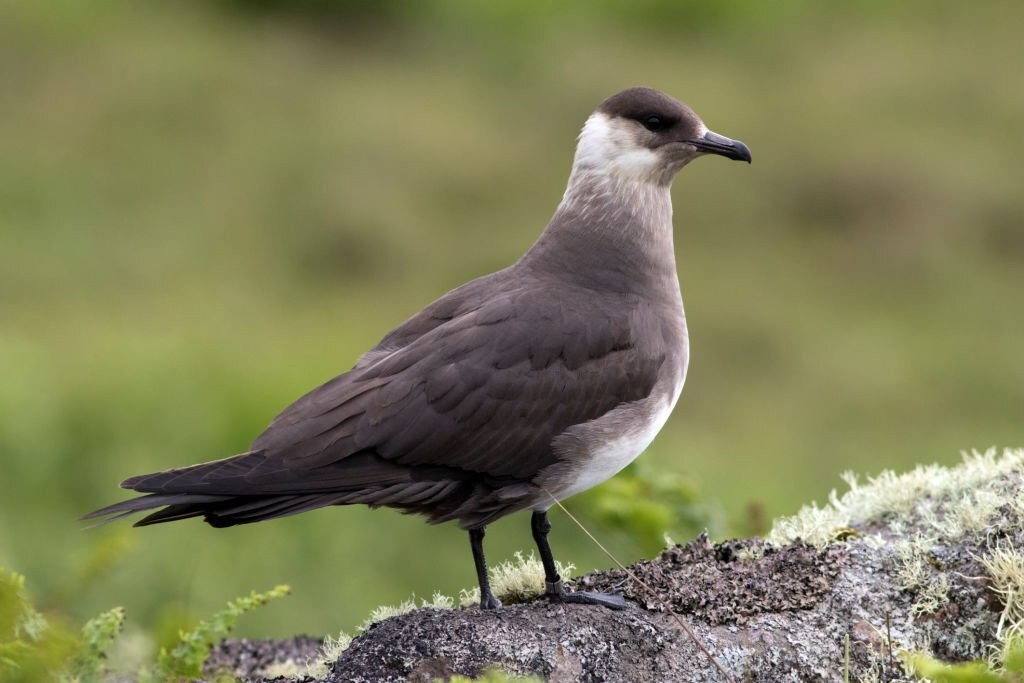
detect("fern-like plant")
[146,584,291,682]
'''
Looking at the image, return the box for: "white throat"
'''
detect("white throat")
[573,113,661,183]
[570,112,707,187]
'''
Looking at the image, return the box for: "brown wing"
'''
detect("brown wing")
[86,277,668,529]
[251,283,665,481]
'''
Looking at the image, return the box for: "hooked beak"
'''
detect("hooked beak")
[689,130,752,163]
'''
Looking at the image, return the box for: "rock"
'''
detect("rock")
[209,449,1024,682]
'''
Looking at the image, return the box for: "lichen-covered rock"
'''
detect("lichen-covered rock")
[204,636,323,681]
[574,535,844,625]
[211,449,1024,682]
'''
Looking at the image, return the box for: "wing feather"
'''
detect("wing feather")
[244,286,666,482]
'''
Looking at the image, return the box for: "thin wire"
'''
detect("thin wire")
[545,491,736,683]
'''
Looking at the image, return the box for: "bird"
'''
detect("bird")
[84,86,751,610]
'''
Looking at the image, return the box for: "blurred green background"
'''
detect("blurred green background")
[2,0,1022,644]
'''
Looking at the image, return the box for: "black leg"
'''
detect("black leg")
[530,510,628,610]
[531,510,561,585]
[469,527,501,609]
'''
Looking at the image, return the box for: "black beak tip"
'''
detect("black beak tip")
[694,130,752,164]
[735,140,752,164]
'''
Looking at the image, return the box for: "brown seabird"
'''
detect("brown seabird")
[85,87,751,610]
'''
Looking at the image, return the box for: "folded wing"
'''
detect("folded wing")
[84,281,665,529]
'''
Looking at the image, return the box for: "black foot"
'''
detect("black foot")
[469,528,502,610]
[541,579,628,610]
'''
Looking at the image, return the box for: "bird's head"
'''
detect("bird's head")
[573,86,751,186]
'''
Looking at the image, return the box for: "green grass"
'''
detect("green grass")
[1,0,1022,639]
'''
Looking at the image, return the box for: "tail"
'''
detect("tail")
[81,490,354,528]
[81,450,360,528]
[81,449,461,528]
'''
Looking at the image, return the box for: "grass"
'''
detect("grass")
[1,0,1022,639]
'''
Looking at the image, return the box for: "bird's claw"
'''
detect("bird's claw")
[479,593,502,610]
[541,579,629,610]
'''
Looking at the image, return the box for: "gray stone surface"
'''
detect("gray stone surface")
[206,455,1023,682]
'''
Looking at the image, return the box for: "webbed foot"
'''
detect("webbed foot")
[541,579,628,610]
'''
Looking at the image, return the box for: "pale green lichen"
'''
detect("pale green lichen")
[268,554,571,679]
[358,590,455,632]
[767,500,851,548]
[259,658,314,679]
[262,634,354,679]
[448,669,544,682]
[767,447,1024,671]
[893,534,951,617]
[272,451,1024,680]
[768,448,1024,548]
[734,544,766,562]
[978,543,1024,670]
[458,551,574,607]
[274,630,353,680]
[1009,485,1024,522]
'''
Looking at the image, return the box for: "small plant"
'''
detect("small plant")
[904,639,1024,682]
[148,584,291,682]
[0,568,77,683]
[66,606,126,680]
[576,461,717,554]
[0,566,291,682]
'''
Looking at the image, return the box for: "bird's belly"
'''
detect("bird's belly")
[542,375,684,504]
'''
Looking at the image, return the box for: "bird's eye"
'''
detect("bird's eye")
[642,115,668,132]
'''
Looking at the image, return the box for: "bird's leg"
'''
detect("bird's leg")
[530,510,628,610]
[469,527,501,609]
[531,509,562,586]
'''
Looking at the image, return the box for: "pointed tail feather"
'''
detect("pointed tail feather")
[82,449,485,528]
[81,493,230,527]
[81,490,351,528]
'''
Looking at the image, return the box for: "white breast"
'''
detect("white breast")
[545,377,684,503]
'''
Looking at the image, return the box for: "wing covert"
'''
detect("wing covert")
[251,287,667,483]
